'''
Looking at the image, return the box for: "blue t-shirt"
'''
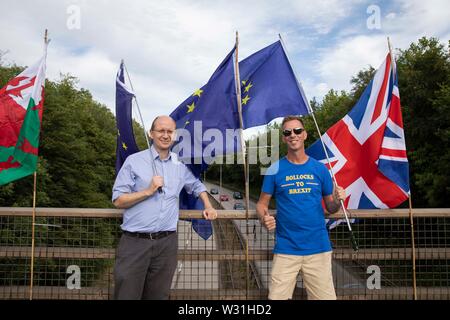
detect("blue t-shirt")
[262,156,333,255]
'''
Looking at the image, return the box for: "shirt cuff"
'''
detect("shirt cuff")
[112,189,128,202]
[192,183,207,198]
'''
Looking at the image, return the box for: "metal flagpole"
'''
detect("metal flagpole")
[233,31,251,299]
[123,61,162,193]
[278,34,358,251]
[387,36,417,300]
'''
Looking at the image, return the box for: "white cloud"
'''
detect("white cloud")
[383,0,450,43]
[312,0,450,99]
[317,35,388,93]
[300,78,332,102]
[287,0,360,34]
[0,0,448,125]
[385,12,397,20]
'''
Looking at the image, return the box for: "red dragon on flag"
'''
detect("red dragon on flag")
[0,49,47,185]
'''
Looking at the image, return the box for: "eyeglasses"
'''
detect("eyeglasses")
[152,129,175,136]
[282,127,305,137]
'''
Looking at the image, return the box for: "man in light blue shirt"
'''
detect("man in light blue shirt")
[112,115,217,300]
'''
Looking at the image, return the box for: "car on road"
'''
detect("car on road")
[233,191,243,199]
[220,194,229,201]
[233,203,245,210]
[210,188,219,195]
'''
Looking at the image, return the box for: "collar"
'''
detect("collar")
[150,144,176,162]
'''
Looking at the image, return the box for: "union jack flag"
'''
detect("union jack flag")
[306,53,409,214]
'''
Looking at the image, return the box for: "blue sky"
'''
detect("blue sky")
[1,0,449,135]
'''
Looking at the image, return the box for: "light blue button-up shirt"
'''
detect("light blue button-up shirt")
[112,145,207,233]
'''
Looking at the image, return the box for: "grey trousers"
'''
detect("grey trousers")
[113,231,178,300]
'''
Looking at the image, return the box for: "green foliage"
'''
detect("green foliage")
[396,37,450,207]
[350,66,376,100]
[0,64,130,287]
[303,89,353,147]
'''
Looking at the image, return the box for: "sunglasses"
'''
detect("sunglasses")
[282,127,305,137]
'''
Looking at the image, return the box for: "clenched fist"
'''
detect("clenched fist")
[150,176,164,194]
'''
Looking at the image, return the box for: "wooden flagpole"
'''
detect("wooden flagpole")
[29,172,37,300]
[387,36,417,300]
[409,195,417,300]
[233,32,250,227]
[29,28,48,301]
[233,31,251,299]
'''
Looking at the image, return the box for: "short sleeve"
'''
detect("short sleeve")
[112,158,136,202]
[320,163,333,196]
[262,171,276,195]
[183,164,207,197]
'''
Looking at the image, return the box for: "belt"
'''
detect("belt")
[123,230,176,240]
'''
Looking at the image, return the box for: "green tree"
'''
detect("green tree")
[396,37,450,207]
[303,90,353,147]
[0,66,145,208]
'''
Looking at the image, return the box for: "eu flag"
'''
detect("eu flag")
[239,40,310,128]
[171,41,310,161]
[171,47,240,162]
[115,62,139,173]
[171,47,239,240]
[170,40,311,240]
[179,163,213,240]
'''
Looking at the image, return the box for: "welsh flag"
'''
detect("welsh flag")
[0,48,47,185]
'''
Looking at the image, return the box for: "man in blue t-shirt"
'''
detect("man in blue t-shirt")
[256,115,346,300]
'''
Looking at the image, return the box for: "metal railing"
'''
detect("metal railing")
[0,207,449,300]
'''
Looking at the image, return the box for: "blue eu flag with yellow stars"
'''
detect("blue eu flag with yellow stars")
[171,47,240,162]
[171,40,310,161]
[115,61,139,174]
[170,40,310,240]
[239,40,309,128]
[171,47,239,240]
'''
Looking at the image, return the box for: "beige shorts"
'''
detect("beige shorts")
[269,251,336,300]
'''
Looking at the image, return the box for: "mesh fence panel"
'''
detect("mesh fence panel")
[0,208,449,300]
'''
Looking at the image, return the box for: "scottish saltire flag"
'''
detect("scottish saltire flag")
[239,40,309,128]
[307,53,409,225]
[0,47,47,185]
[115,61,139,174]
